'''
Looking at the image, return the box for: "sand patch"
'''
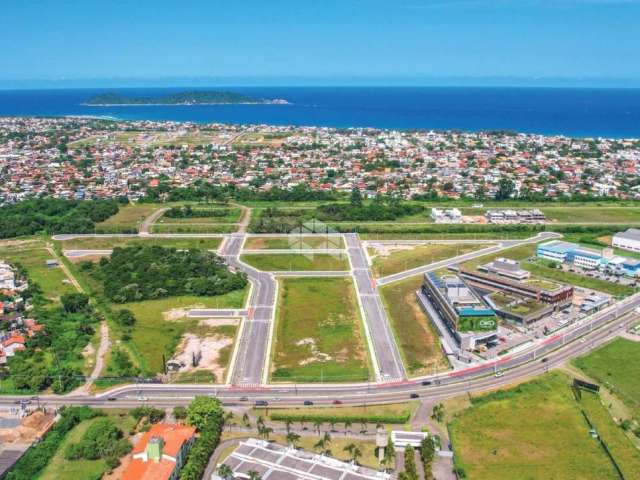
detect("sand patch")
[199,317,240,327]
[171,333,233,381]
[163,304,207,321]
[296,337,332,365]
[368,243,415,258]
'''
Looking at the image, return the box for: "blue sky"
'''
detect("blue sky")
[2,0,640,86]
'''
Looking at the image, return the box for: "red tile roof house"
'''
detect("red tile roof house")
[122,423,196,480]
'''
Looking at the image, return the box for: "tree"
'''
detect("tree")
[344,420,352,436]
[224,411,235,432]
[431,403,445,423]
[420,436,436,480]
[313,419,323,435]
[285,419,293,433]
[186,396,224,431]
[217,463,234,480]
[258,424,273,441]
[248,470,262,480]
[343,443,362,463]
[403,445,419,480]
[286,432,301,448]
[495,177,515,200]
[350,187,363,207]
[173,406,188,421]
[115,309,136,327]
[61,293,89,313]
[381,436,395,471]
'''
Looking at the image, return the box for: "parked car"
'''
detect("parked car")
[332,399,343,405]
[421,380,432,386]
[410,393,420,399]
[303,400,314,406]
[254,400,268,407]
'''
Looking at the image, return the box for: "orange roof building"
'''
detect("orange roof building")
[122,423,196,480]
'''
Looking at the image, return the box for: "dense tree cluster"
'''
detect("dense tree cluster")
[179,396,225,480]
[64,417,131,469]
[0,198,121,238]
[92,245,247,303]
[316,198,423,222]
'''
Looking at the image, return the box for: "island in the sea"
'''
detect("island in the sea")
[83,91,290,106]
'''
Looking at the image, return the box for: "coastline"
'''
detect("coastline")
[80,101,291,107]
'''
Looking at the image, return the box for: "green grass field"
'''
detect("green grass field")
[55,236,222,251]
[150,223,237,234]
[0,244,77,302]
[579,391,640,479]
[117,290,247,374]
[574,338,640,416]
[241,253,350,271]
[36,411,136,480]
[271,277,371,382]
[157,208,242,224]
[95,203,164,230]
[379,275,449,376]
[450,373,621,480]
[543,207,640,224]
[244,236,345,250]
[370,243,493,278]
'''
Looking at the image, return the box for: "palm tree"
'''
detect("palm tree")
[258,424,273,441]
[286,431,301,448]
[248,470,262,480]
[285,419,293,433]
[256,415,265,429]
[344,420,352,436]
[313,419,323,435]
[314,437,326,453]
[351,445,362,464]
[225,411,235,432]
[322,432,332,446]
[217,463,234,480]
[242,412,251,428]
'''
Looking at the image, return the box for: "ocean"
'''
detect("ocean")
[1,86,639,138]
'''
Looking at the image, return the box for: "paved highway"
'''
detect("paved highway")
[3,295,636,411]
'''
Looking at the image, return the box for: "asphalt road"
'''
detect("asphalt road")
[222,235,277,386]
[345,233,406,382]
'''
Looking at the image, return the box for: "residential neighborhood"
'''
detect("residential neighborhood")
[2,116,640,205]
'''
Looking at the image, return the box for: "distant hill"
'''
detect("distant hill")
[83,91,289,105]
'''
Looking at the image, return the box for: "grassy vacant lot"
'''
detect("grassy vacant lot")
[241,253,350,271]
[380,275,448,376]
[37,411,136,480]
[55,236,222,251]
[157,208,242,224]
[450,373,620,480]
[117,290,247,374]
[574,338,640,416]
[95,202,164,230]
[150,223,237,234]
[370,243,493,278]
[360,231,535,241]
[543,207,640,224]
[461,242,536,271]
[0,243,77,302]
[579,391,640,479]
[271,277,371,382]
[244,236,344,250]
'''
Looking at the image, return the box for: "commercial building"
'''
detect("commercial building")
[431,207,462,223]
[391,431,430,450]
[485,209,545,224]
[612,228,640,253]
[421,272,498,351]
[537,240,640,277]
[480,257,531,280]
[122,423,196,480]
[458,266,574,306]
[213,438,394,480]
